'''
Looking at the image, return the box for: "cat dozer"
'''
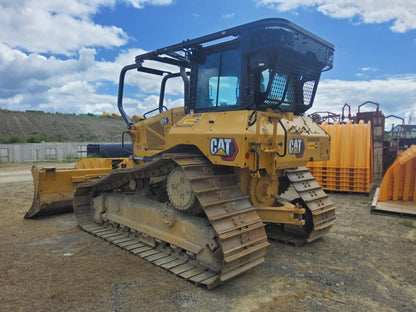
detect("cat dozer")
[28,19,336,287]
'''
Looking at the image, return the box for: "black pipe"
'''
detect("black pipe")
[180,67,190,108]
[87,143,133,158]
[159,72,182,112]
[117,63,138,129]
[276,119,287,157]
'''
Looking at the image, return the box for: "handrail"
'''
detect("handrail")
[158,72,182,113]
[276,119,287,157]
[144,106,168,119]
[117,64,138,129]
[257,112,287,156]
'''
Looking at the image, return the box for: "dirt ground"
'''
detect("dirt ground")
[1,163,415,312]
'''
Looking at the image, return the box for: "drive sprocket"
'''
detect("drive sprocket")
[166,166,197,211]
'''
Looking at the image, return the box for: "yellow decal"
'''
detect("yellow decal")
[215,148,227,156]
[183,118,200,124]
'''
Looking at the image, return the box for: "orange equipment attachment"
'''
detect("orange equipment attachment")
[372,145,416,215]
[307,120,373,193]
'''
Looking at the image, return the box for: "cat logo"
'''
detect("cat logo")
[210,138,239,161]
[288,138,305,158]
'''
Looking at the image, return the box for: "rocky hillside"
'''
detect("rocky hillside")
[0,110,127,143]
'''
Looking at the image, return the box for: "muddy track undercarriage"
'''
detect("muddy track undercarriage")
[73,154,269,288]
[265,167,336,245]
[72,153,335,287]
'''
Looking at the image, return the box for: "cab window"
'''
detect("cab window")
[196,49,240,109]
[257,67,316,114]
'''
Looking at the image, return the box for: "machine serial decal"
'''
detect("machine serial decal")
[174,124,193,128]
[308,142,318,149]
[210,138,239,161]
[183,118,200,124]
[288,138,305,158]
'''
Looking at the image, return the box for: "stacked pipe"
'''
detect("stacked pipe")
[307,120,373,192]
[87,143,133,158]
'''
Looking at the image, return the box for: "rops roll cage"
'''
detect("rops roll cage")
[117,18,334,129]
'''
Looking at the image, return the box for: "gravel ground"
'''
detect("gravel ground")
[0,163,415,312]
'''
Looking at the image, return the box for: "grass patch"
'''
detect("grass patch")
[0,134,66,143]
[401,220,415,228]
[50,134,65,142]
[1,135,25,143]
[63,155,81,163]
[26,134,49,143]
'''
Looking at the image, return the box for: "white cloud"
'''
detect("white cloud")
[0,0,128,55]
[0,44,96,98]
[354,66,378,78]
[167,98,184,109]
[0,44,185,115]
[0,0,180,116]
[43,80,116,114]
[254,0,416,32]
[136,94,159,111]
[313,76,416,125]
[0,0,174,55]
[222,13,235,19]
[129,94,183,117]
[126,0,173,9]
[0,78,117,115]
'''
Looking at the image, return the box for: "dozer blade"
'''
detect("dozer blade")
[25,158,129,219]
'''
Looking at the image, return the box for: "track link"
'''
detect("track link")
[267,167,336,245]
[73,154,269,288]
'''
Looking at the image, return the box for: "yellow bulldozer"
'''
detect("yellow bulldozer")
[25,18,336,288]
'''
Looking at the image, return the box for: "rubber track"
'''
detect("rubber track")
[283,167,336,244]
[73,154,269,288]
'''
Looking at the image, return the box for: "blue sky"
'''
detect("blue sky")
[1,0,415,129]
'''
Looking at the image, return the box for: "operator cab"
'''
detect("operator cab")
[189,25,331,116]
